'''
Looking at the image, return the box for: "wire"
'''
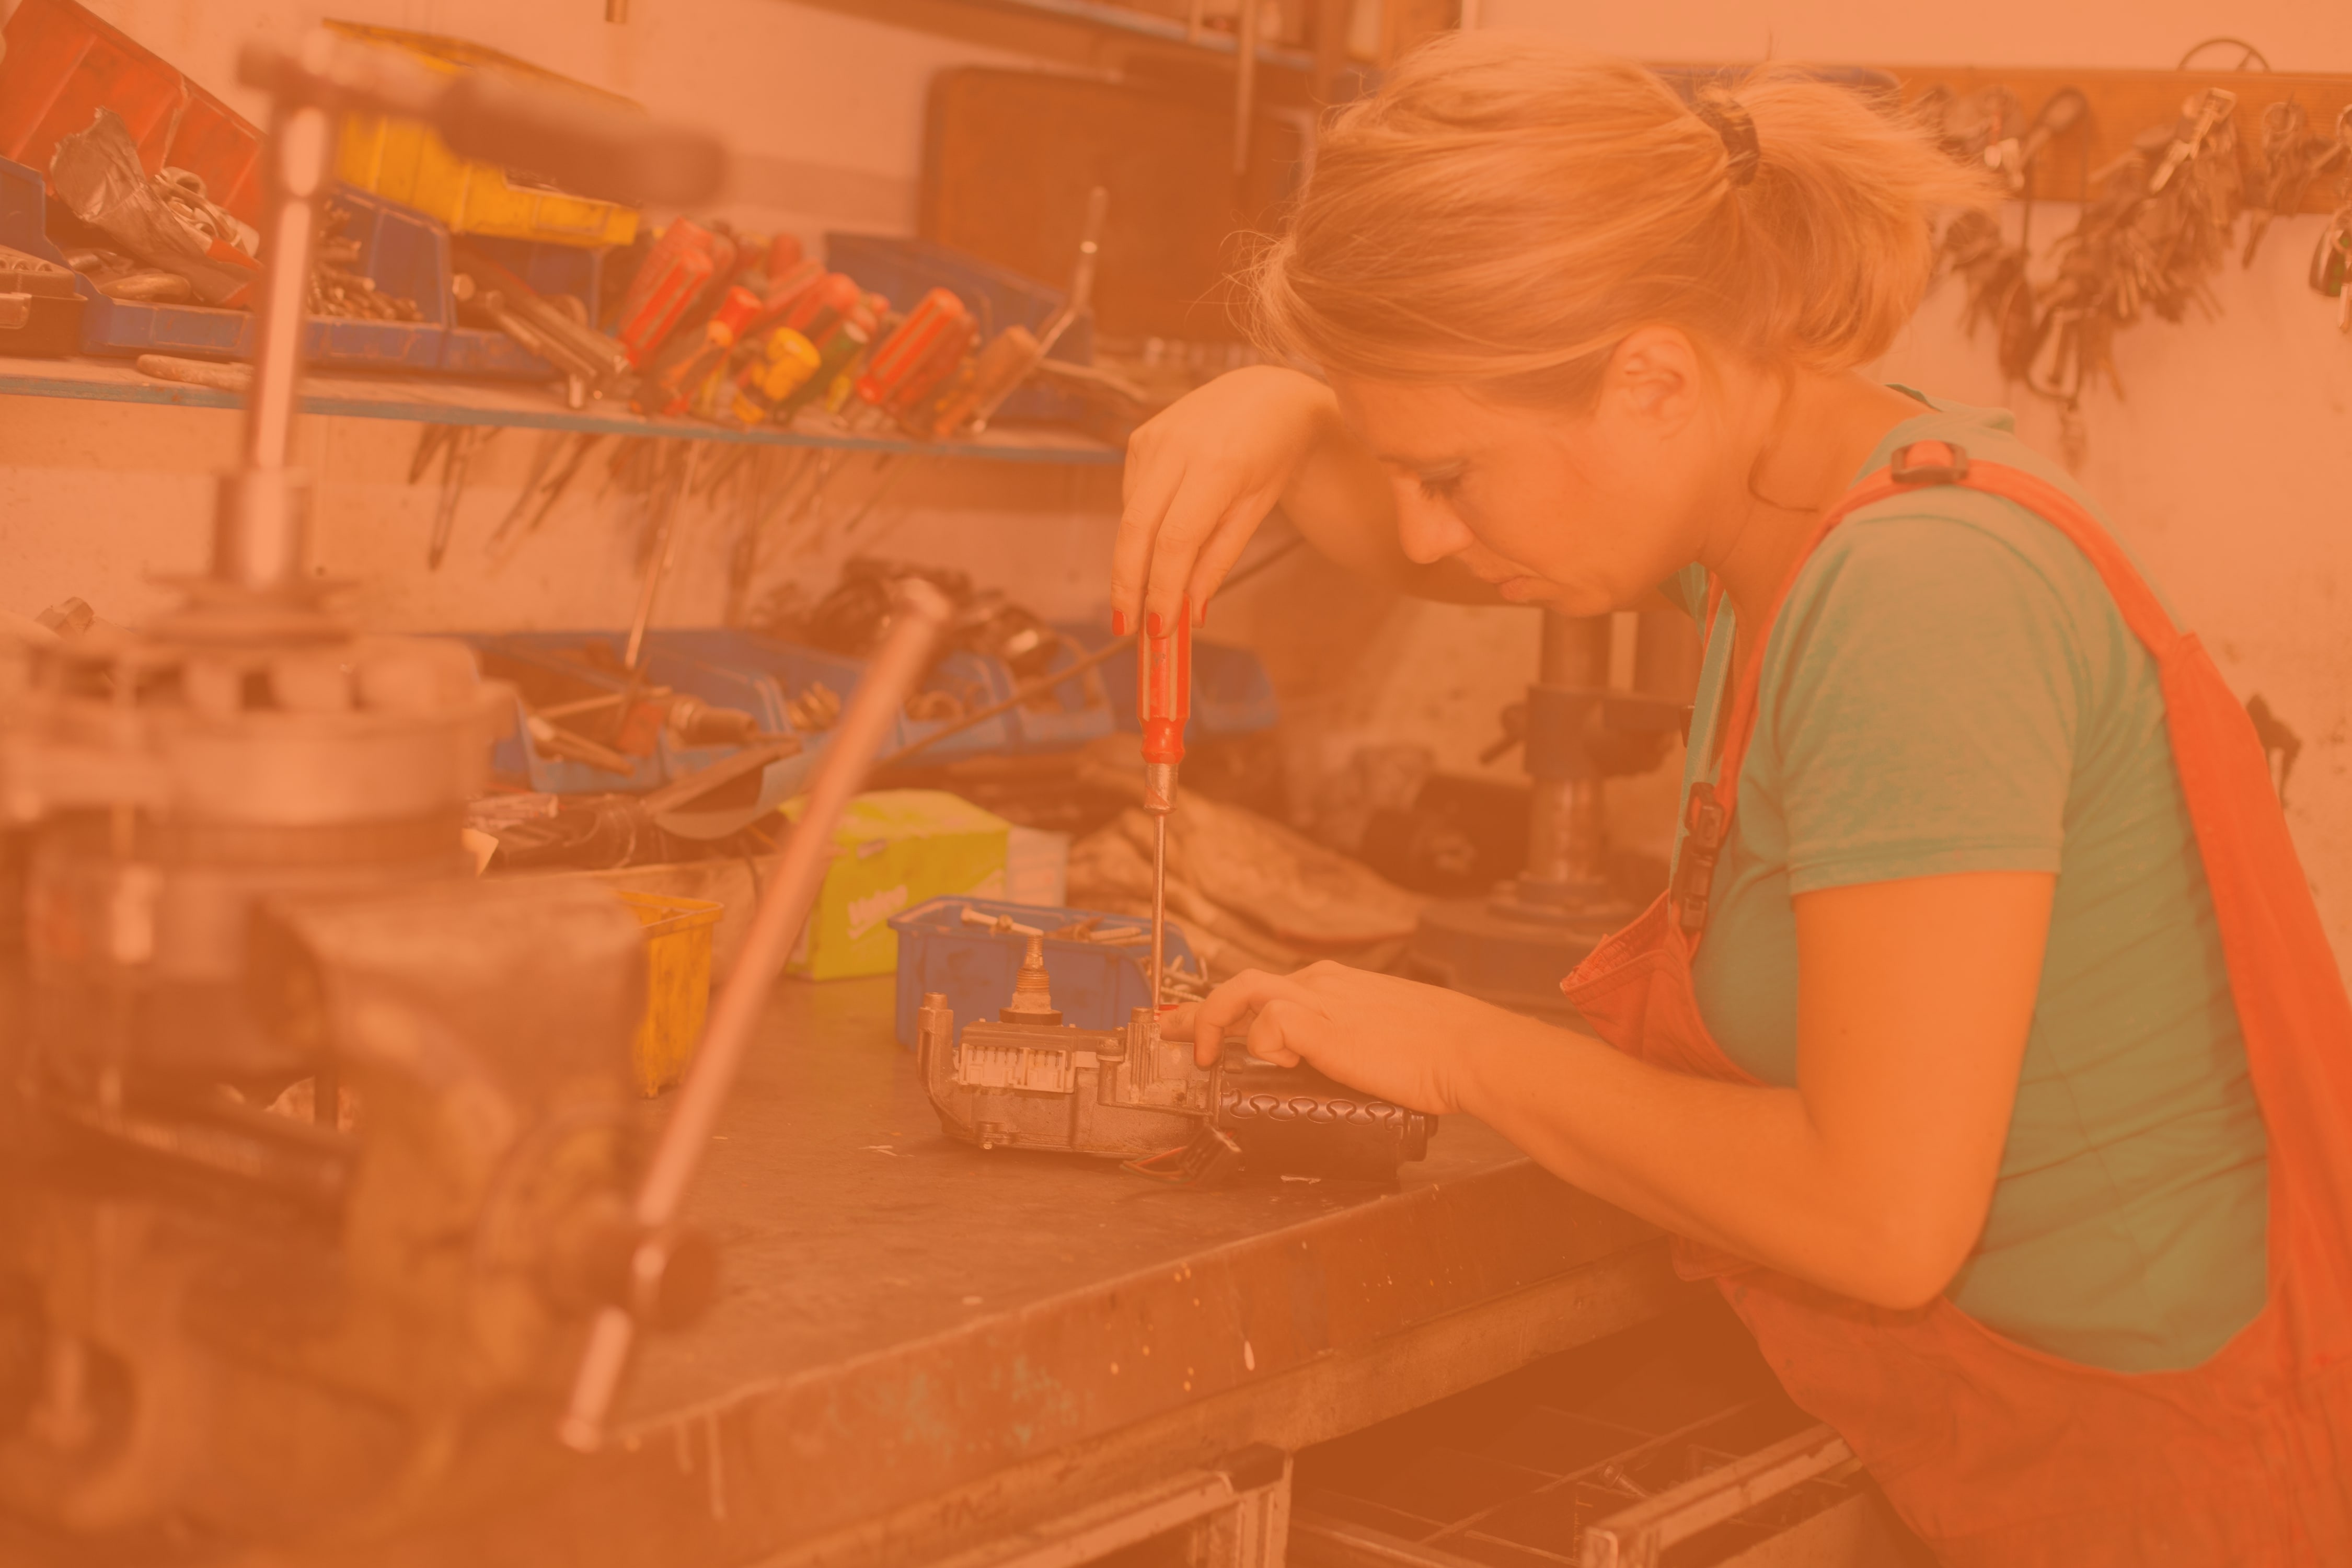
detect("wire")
[2176,37,2270,71]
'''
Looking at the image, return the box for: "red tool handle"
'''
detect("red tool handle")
[1138,598,1191,768]
[856,287,972,412]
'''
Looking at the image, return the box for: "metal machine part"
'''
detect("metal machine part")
[1408,610,1698,1021]
[0,31,773,1550]
[918,938,1434,1179]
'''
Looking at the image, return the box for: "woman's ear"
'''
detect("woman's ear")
[1599,326,1706,435]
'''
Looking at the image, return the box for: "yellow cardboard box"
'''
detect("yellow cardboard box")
[784,790,1010,979]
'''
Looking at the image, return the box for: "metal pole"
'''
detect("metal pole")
[559,581,952,1452]
[215,72,334,590]
[1524,612,1612,892]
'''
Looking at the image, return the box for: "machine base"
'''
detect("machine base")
[1404,893,1631,1025]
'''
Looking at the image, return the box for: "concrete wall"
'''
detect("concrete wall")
[2,0,2347,957]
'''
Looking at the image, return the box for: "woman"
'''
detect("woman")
[1110,36,2351,1565]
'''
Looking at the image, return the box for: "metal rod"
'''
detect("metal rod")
[243,102,329,478]
[1150,813,1169,1007]
[559,581,952,1452]
[623,444,700,671]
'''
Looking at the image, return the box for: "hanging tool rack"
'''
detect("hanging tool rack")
[1887,64,2352,213]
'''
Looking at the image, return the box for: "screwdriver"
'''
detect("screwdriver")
[1138,595,1192,1011]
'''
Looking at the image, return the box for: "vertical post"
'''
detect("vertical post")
[215,80,334,591]
[1523,612,1612,894]
[1233,0,1262,178]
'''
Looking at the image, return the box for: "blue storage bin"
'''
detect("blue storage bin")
[486,630,756,783]
[971,639,1115,755]
[0,154,451,370]
[1053,624,1281,740]
[646,628,1016,763]
[887,894,1197,1049]
[823,231,1089,424]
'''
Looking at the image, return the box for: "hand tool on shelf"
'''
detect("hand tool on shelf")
[455,244,633,393]
[492,430,604,552]
[632,284,764,416]
[900,179,1112,499]
[727,324,824,425]
[558,580,954,1452]
[1139,596,1192,1009]
[408,422,501,570]
[852,286,977,431]
[614,218,721,368]
[622,442,702,671]
[869,534,1305,775]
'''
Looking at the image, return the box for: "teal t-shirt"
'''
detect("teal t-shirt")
[1670,393,2268,1372]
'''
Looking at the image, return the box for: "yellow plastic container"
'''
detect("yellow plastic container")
[617,891,724,1098]
[326,22,641,249]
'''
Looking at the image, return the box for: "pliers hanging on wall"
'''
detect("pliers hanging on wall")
[407,421,502,571]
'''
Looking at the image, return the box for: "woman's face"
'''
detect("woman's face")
[1332,328,1735,616]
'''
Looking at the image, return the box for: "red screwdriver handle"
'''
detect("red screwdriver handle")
[1138,598,1191,770]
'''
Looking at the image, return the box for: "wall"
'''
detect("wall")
[2,0,2348,958]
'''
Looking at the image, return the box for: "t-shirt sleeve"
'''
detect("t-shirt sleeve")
[1762,512,2081,894]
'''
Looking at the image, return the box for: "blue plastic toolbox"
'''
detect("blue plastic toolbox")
[0,152,457,370]
[0,151,596,378]
[645,628,1016,764]
[457,632,753,794]
[971,638,1116,755]
[1053,624,1281,740]
[823,231,1089,425]
[886,894,1197,1048]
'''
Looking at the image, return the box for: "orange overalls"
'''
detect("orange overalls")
[1563,442,2352,1564]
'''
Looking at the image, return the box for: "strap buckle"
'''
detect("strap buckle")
[1889,440,1970,486]
[1669,782,1731,935]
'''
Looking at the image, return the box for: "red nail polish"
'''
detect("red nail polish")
[1112,609,1127,636]
[1147,612,1163,638]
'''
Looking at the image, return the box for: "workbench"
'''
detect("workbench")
[353,975,1680,1567]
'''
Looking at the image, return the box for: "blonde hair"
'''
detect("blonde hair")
[1250,34,1998,400]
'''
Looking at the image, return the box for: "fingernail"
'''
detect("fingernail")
[1112,609,1127,636]
[1194,598,1208,628]
[1147,611,1163,638]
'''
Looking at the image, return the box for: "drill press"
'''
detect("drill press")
[1405,609,1697,1021]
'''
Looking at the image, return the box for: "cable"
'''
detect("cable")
[2177,37,2270,71]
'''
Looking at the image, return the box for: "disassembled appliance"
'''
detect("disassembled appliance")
[919,936,1435,1181]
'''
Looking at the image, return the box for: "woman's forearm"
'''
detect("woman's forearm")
[1454,1016,1950,1307]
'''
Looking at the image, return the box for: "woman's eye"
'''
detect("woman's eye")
[1417,469,1464,502]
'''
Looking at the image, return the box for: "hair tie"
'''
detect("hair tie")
[1693,90,1760,188]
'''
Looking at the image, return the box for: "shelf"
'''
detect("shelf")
[0,355,1125,467]
[973,0,1318,73]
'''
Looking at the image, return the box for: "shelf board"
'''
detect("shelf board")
[0,355,1124,466]
[972,0,1318,72]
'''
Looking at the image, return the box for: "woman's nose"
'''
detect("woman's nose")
[1393,483,1475,565]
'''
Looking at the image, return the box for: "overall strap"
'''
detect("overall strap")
[1668,440,2184,938]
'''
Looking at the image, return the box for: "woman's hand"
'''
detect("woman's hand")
[1169,961,1527,1115]
[1112,366,1341,633]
